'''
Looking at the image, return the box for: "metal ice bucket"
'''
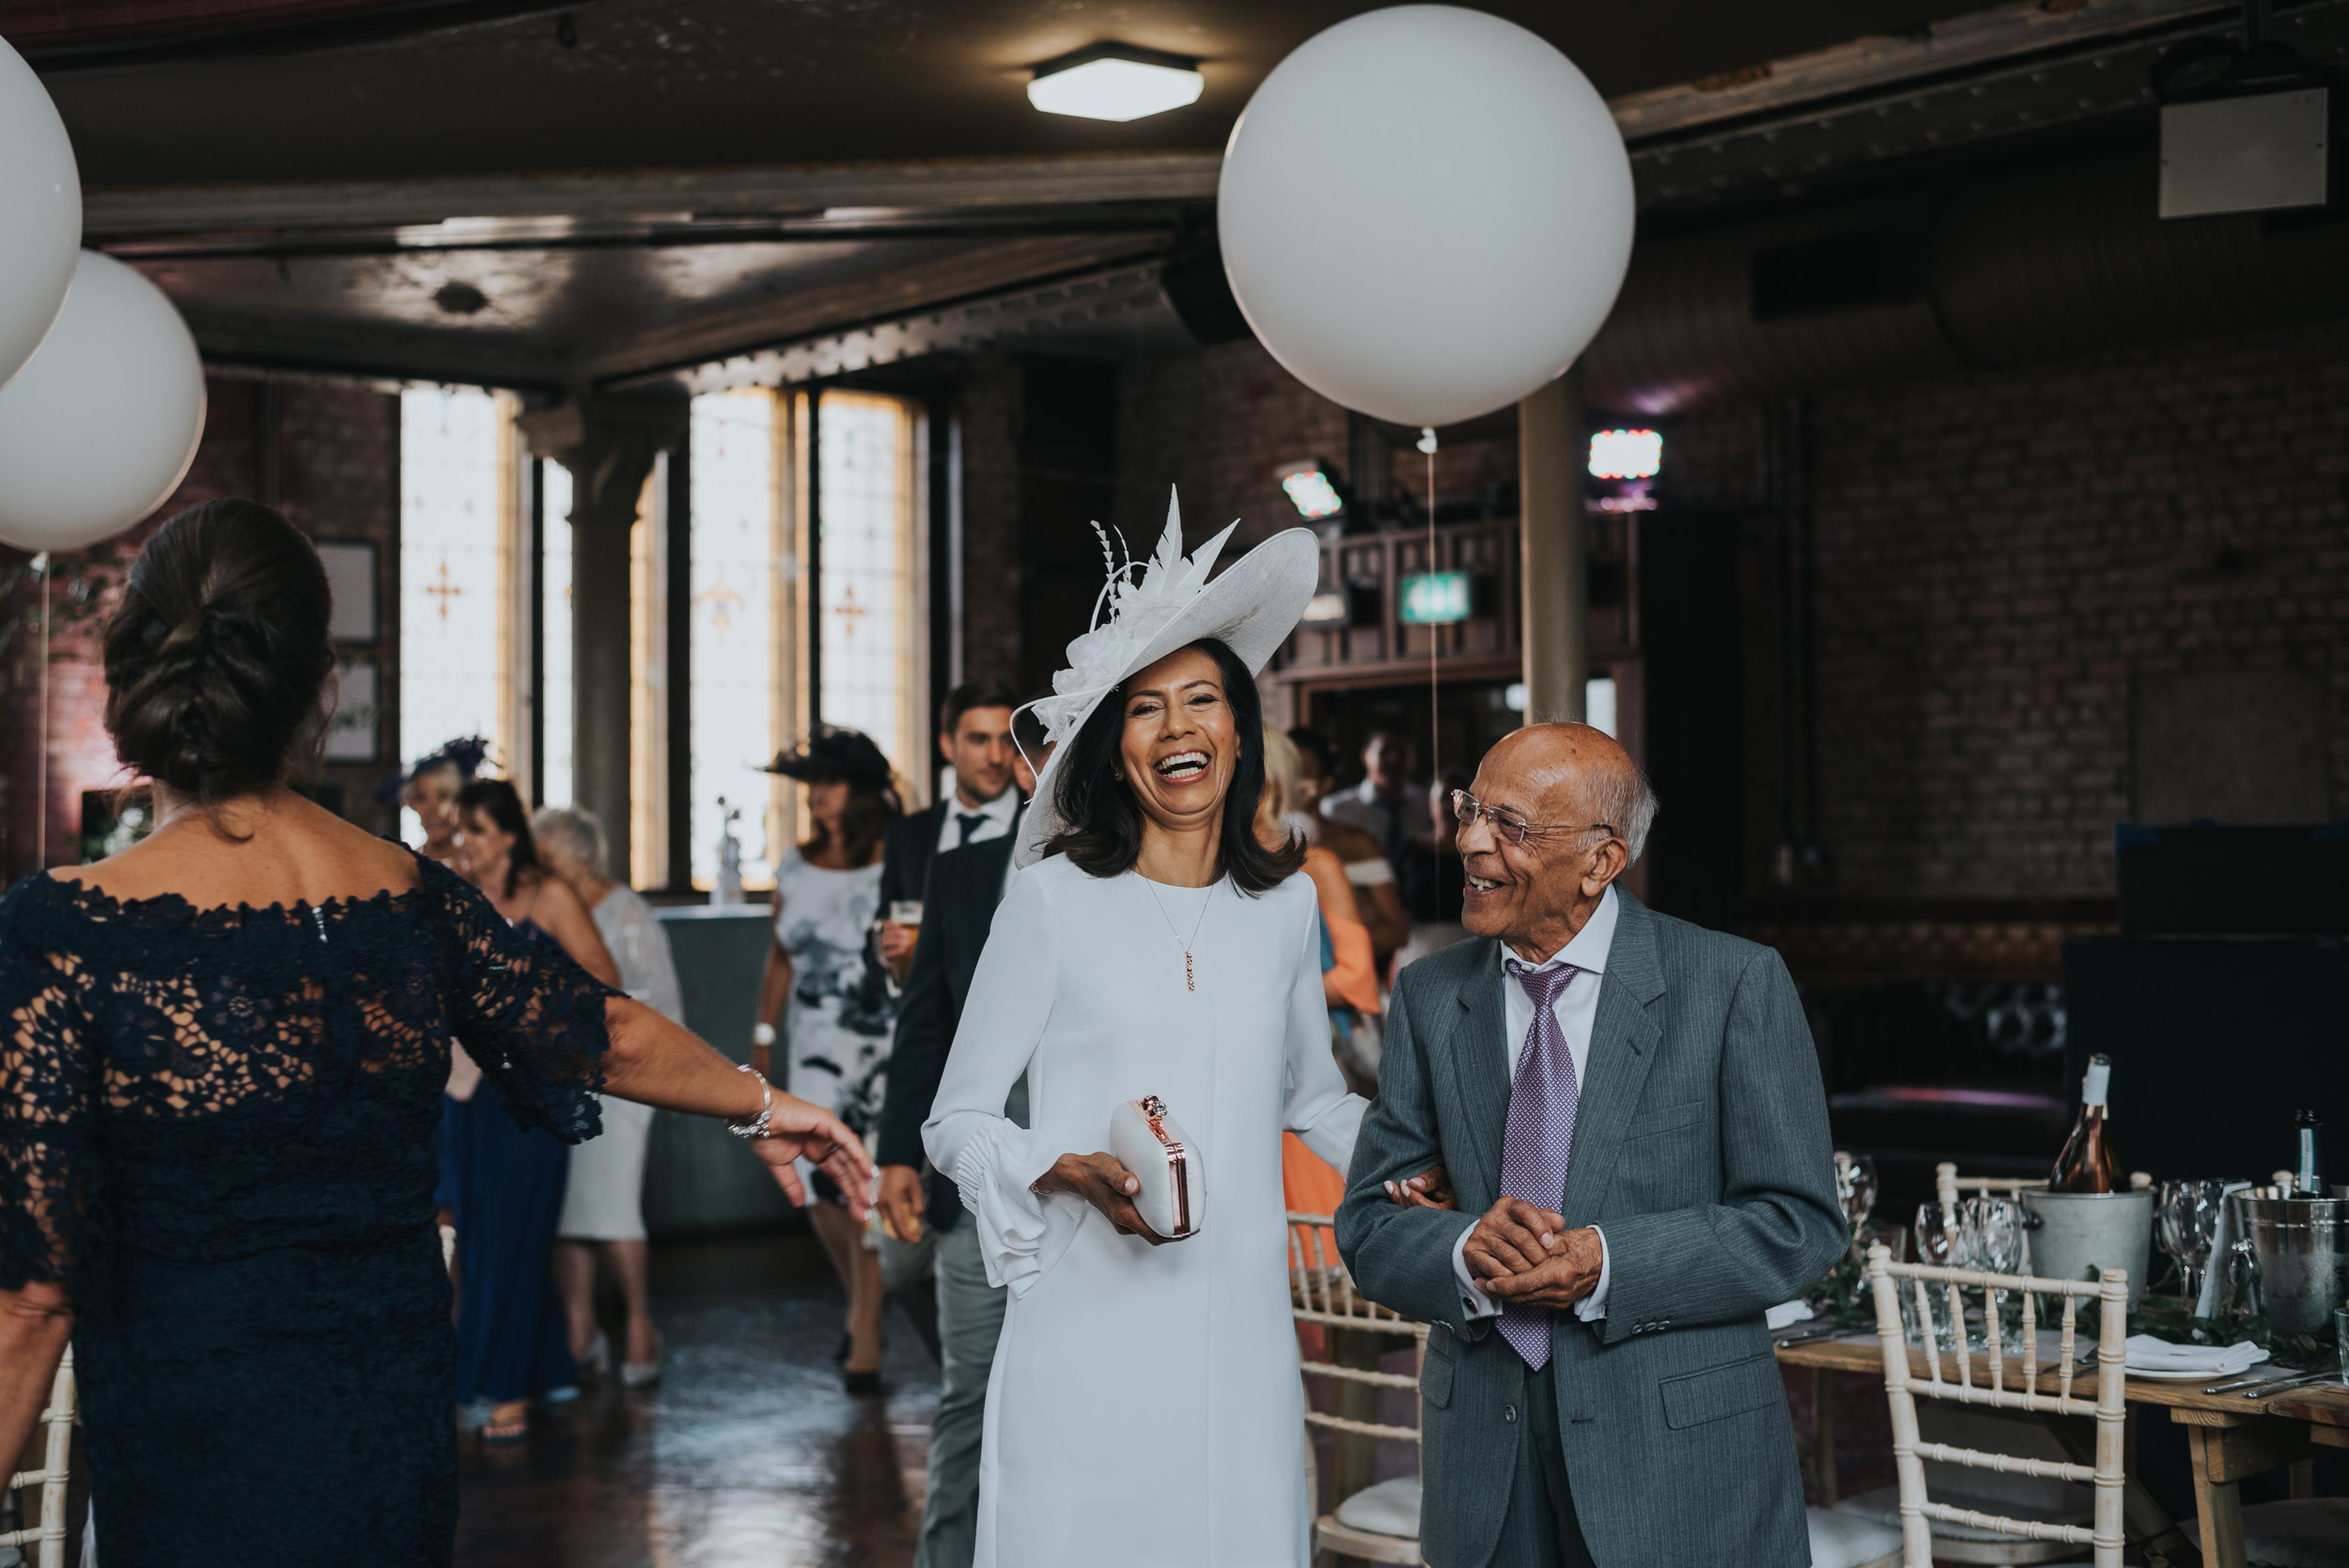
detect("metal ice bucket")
[2019,1189,2155,1308]
[2232,1194,2349,1338]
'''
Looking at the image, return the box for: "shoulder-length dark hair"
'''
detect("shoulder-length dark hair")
[803,778,900,868]
[1045,637,1305,894]
[455,778,542,900]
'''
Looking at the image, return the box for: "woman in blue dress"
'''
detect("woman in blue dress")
[445,776,617,1442]
[0,500,873,1568]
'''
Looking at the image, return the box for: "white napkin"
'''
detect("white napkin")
[1766,1300,1815,1331]
[2122,1335,2269,1375]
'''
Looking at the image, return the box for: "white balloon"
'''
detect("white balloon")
[0,35,81,389]
[1219,5,1635,429]
[0,252,206,553]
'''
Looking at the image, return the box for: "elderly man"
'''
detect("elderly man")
[1337,723,1842,1568]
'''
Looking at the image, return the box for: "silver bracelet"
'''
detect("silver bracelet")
[726,1063,775,1141]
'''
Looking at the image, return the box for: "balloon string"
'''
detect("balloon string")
[1420,427,1439,797]
[36,554,50,874]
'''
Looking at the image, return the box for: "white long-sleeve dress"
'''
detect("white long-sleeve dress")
[924,853,1367,1568]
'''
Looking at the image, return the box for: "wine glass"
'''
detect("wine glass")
[2157,1179,2228,1304]
[1907,1202,1970,1349]
[1838,1153,1879,1234]
[1963,1196,2027,1350]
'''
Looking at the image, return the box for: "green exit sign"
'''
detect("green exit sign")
[1400,571,1475,625]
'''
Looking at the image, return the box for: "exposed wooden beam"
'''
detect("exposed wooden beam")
[576,232,1166,385]
[179,305,571,388]
[83,152,1223,242]
[1610,0,2225,142]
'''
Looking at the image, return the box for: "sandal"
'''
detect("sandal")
[481,1399,530,1445]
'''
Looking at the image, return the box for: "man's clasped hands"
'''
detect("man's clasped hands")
[1383,1168,1605,1312]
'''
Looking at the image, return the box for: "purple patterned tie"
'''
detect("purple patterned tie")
[1497,958,1582,1370]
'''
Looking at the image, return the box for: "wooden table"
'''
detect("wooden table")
[1777,1332,2347,1568]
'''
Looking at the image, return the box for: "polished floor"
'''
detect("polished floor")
[455,1229,938,1568]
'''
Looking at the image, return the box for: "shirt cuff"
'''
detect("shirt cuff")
[1573,1226,1610,1323]
[1451,1224,1501,1321]
[1449,1223,1610,1323]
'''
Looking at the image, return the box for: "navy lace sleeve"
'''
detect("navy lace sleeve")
[0,879,101,1296]
[425,859,614,1143]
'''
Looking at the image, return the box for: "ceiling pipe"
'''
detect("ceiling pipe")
[1581,145,2349,414]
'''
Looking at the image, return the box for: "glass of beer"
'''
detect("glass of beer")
[886,899,924,986]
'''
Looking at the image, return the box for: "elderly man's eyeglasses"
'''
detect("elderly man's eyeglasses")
[1449,789,1614,847]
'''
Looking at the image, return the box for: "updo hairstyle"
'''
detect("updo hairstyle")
[102,500,336,806]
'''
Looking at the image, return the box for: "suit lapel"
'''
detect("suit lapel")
[1560,891,1667,1226]
[1441,945,1512,1207]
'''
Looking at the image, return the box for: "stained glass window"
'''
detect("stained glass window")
[539,460,573,808]
[690,391,777,890]
[399,386,505,839]
[819,393,917,784]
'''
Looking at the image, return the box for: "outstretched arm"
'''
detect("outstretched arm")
[600,995,874,1213]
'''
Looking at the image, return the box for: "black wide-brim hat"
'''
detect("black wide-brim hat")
[761,726,894,789]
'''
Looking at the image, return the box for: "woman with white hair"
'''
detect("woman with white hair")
[534,803,681,1386]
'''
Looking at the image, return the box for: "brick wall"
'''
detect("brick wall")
[0,374,401,877]
[1114,339,1349,556]
[276,378,402,838]
[1113,318,2349,911]
[1671,318,2349,902]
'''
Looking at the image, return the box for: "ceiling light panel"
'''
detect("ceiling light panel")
[1030,52,1204,122]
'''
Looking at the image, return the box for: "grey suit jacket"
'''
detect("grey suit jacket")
[1335,890,1843,1568]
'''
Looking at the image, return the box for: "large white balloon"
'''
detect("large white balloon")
[1219,5,1635,429]
[0,252,206,553]
[0,35,81,390]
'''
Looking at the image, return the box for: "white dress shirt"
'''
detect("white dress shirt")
[937,784,1019,853]
[1450,884,1620,1324]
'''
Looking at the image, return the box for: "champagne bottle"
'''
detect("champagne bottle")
[2049,1054,2126,1193]
[2294,1110,2325,1195]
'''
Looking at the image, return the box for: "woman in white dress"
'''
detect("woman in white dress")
[925,501,1368,1567]
[536,803,684,1388]
[753,727,902,1390]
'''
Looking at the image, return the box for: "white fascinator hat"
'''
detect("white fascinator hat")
[1014,488,1319,869]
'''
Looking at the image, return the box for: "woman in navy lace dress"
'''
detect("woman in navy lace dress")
[0,500,873,1568]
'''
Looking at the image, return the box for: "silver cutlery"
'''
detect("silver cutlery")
[2197,1368,2335,1396]
[1772,1324,1850,1347]
[2200,1370,2291,1394]
[2236,1370,2339,1400]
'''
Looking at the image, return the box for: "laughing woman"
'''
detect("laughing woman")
[923,502,1368,1568]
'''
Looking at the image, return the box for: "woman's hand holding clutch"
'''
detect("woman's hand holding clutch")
[1032,1152,1177,1246]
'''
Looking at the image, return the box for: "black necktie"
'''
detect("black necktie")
[956,812,988,847]
[1379,798,1408,866]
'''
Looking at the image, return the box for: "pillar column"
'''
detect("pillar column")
[516,392,688,881]
[1517,367,1588,725]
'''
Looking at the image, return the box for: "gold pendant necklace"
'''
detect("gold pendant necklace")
[1142,877,1215,991]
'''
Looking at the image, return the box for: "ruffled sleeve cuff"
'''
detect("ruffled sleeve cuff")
[947,1118,1070,1299]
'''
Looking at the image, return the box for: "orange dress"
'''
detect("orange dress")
[1304,846,1381,1017]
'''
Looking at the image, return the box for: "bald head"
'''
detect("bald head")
[1480,724,1656,862]
[1456,723,1658,960]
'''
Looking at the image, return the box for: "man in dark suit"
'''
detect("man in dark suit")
[874,679,1021,978]
[872,710,1043,1568]
[1337,723,1843,1568]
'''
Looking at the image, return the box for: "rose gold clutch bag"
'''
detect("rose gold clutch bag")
[1107,1094,1202,1239]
